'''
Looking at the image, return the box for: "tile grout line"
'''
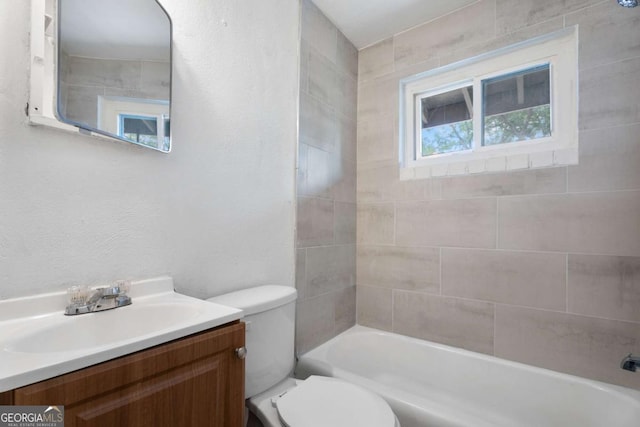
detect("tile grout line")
[394,288,640,326]
[343,243,640,259]
[439,247,442,296]
[565,253,569,313]
[391,287,395,333]
[302,247,308,300]
[493,0,497,40]
[493,302,497,356]
[495,197,500,250]
[393,201,397,246]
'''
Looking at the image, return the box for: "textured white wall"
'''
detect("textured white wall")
[0,0,299,299]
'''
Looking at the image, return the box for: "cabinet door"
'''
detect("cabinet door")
[14,322,245,427]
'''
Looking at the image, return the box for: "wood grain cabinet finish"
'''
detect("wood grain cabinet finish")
[3,322,245,427]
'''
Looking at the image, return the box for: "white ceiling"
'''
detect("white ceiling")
[311,0,479,49]
[60,0,170,60]
[59,0,479,59]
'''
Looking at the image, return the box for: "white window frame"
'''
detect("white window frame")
[399,27,578,179]
[98,96,170,151]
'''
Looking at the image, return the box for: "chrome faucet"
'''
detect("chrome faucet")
[65,283,131,315]
[620,354,640,372]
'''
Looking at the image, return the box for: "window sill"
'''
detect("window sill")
[399,145,578,181]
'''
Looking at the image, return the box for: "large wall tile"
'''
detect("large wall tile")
[334,202,356,244]
[441,17,564,67]
[396,199,496,248]
[335,285,356,333]
[338,115,357,164]
[336,32,358,80]
[495,0,600,36]
[308,49,338,107]
[569,124,640,192]
[306,244,355,297]
[442,248,566,310]
[495,305,640,389]
[66,56,141,88]
[566,2,640,70]
[568,254,640,323]
[333,72,358,119]
[357,116,396,164]
[331,156,356,203]
[297,196,334,247]
[299,92,337,152]
[64,85,103,128]
[498,192,640,256]
[580,57,640,131]
[357,160,428,203]
[394,291,495,354]
[295,248,307,299]
[357,203,395,245]
[302,144,333,198]
[301,0,337,62]
[296,293,335,354]
[356,285,392,331]
[139,61,170,99]
[357,76,398,124]
[103,86,161,101]
[357,245,439,292]
[297,143,308,196]
[394,1,495,70]
[358,38,394,82]
[433,168,566,200]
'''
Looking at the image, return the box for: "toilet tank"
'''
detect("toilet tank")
[208,286,297,398]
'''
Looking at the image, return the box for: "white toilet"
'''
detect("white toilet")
[208,285,399,427]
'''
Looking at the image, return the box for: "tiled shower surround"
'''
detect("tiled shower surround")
[59,54,170,129]
[295,0,358,353]
[356,0,640,389]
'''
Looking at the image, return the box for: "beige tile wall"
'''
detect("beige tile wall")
[356,0,640,389]
[59,55,170,128]
[296,0,358,354]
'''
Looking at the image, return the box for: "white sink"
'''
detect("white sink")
[0,276,243,392]
[5,302,201,353]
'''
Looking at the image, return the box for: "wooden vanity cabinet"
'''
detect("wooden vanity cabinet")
[1,321,245,427]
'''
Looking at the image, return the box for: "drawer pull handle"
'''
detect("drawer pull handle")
[235,347,247,359]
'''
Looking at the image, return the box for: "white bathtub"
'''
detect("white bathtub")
[295,326,640,427]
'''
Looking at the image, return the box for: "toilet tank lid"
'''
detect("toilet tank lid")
[207,285,297,316]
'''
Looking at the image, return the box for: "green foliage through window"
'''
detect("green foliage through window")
[484,105,551,146]
[422,120,473,155]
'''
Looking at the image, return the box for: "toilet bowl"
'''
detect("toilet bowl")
[208,286,399,427]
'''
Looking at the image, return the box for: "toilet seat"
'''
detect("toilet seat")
[275,376,397,427]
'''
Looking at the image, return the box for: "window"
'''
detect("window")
[98,97,171,152]
[400,27,577,179]
[117,114,170,151]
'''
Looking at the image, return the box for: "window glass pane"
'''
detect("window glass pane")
[420,86,473,156]
[482,64,551,146]
[119,114,158,147]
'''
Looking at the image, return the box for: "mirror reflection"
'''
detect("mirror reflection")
[57,0,172,152]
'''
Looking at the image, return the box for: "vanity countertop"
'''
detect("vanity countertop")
[0,276,243,392]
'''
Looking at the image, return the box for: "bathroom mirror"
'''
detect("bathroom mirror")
[56,0,172,152]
